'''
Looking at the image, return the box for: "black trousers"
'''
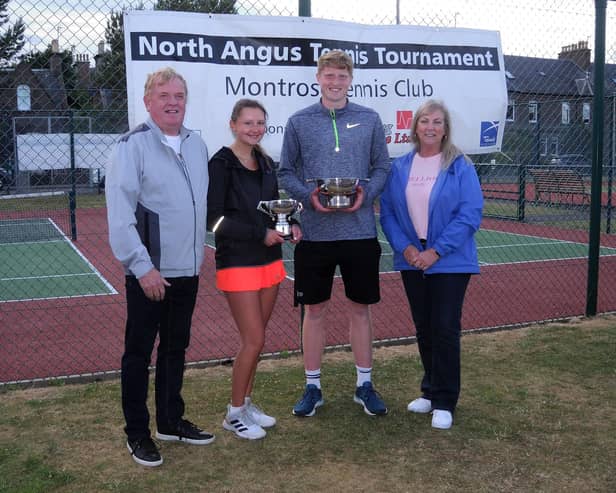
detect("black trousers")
[121,275,199,441]
[401,271,470,413]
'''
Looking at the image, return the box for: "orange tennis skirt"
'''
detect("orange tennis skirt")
[216,259,286,292]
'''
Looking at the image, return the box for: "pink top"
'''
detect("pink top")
[405,153,441,239]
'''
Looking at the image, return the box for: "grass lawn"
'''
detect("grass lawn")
[0,316,615,493]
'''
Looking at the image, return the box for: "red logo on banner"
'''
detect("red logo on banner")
[396,110,413,129]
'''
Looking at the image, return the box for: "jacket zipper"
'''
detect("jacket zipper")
[330,109,340,153]
[176,145,198,276]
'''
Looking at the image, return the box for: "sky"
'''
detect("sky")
[6,0,616,65]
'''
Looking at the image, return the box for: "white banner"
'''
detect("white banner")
[124,11,507,160]
[16,134,119,171]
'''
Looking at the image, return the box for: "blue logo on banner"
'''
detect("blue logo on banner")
[480,121,499,147]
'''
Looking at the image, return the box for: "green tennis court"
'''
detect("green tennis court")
[208,223,616,279]
[0,218,117,302]
[378,228,616,273]
[8,220,612,303]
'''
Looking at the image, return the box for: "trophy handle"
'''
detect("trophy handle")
[257,201,275,219]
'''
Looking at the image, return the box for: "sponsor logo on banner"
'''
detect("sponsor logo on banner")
[396,110,413,129]
[480,121,499,147]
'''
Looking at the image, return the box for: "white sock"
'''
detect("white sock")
[244,396,252,405]
[227,404,243,417]
[305,369,321,389]
[356,366,372,386]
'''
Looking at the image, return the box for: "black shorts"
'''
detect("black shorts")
[293,238,381,306]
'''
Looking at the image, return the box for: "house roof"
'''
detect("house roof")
[589,62,616,95]
[0,64,67,110]
[504,54,592,96]
[31,68,67,110]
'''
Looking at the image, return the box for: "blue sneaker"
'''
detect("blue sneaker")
[292,384,324,417]
[353,382,388,416]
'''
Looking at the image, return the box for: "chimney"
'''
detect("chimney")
[94,41,106,70]
[558,40,591,71]
[74,53,90,87]
[50,39,62,77]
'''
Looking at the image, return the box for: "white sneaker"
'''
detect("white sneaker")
[223,406,266,440]
[245,398,276,428]
[407,397,432,413]
[431,409,453,430]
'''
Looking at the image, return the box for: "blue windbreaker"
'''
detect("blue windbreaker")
[379,151,483,274]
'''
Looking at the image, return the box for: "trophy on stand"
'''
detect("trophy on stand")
[257,199,303,239]
[316,177,360,209]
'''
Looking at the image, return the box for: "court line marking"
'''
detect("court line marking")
[0,239,65,246]
[0,218,118,303]
[1,272,103,282]
[48,217,118,295]
[47,218,118,295]
[1,292,119,304]
[478,240,587,250]
[479,228,599,247]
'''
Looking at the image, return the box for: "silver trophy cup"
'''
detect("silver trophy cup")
[317,177,360,209]
[257,199,303,238]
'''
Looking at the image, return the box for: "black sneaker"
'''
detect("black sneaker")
[156,418,216,445]
[127,437,163,467]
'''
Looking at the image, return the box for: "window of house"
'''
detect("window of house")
[561,102,570,124]
[506,100,515,121]
[529,101,538,123]
[17,85,31,111]
[583,102,591,124]
[540,137,548,156]
[551,137,559,156]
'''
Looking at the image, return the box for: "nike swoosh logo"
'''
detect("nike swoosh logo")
[346,123,361,129]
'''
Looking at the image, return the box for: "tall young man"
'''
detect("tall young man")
[278,50,391,417]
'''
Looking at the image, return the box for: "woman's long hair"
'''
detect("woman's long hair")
[410,99,466,169]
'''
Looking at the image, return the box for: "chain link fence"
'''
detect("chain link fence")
[1,0,615,386]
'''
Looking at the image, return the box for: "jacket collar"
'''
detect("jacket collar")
[146,117,190,142]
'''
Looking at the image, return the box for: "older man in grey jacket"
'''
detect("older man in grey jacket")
[106,67,214,467]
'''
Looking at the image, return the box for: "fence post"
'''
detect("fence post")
[298,0,311,17]
[607,94,615,234]
[297,0,311,354]
[517,163,526,221]
[69,110,77,241]
[586,0,607,317]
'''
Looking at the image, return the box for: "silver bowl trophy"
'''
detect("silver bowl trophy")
[257,199,303,239]
[317,177,360,209]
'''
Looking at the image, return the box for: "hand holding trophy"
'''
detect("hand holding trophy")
[257,199,303,239]
[316,177,360,209]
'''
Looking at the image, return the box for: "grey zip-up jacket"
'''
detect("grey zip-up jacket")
[278,101,390,241]
[106,117,209,279]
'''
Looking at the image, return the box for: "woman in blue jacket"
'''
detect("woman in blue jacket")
[380,99,483,430]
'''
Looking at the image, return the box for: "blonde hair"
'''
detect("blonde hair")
[317,50,354,77]
[410,99,465,168]
[144,67,188,98]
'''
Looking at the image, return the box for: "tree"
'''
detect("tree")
[94,10,129,111]
[155,0,236,13]
[0,0,25,67]
[95,0,236,127]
